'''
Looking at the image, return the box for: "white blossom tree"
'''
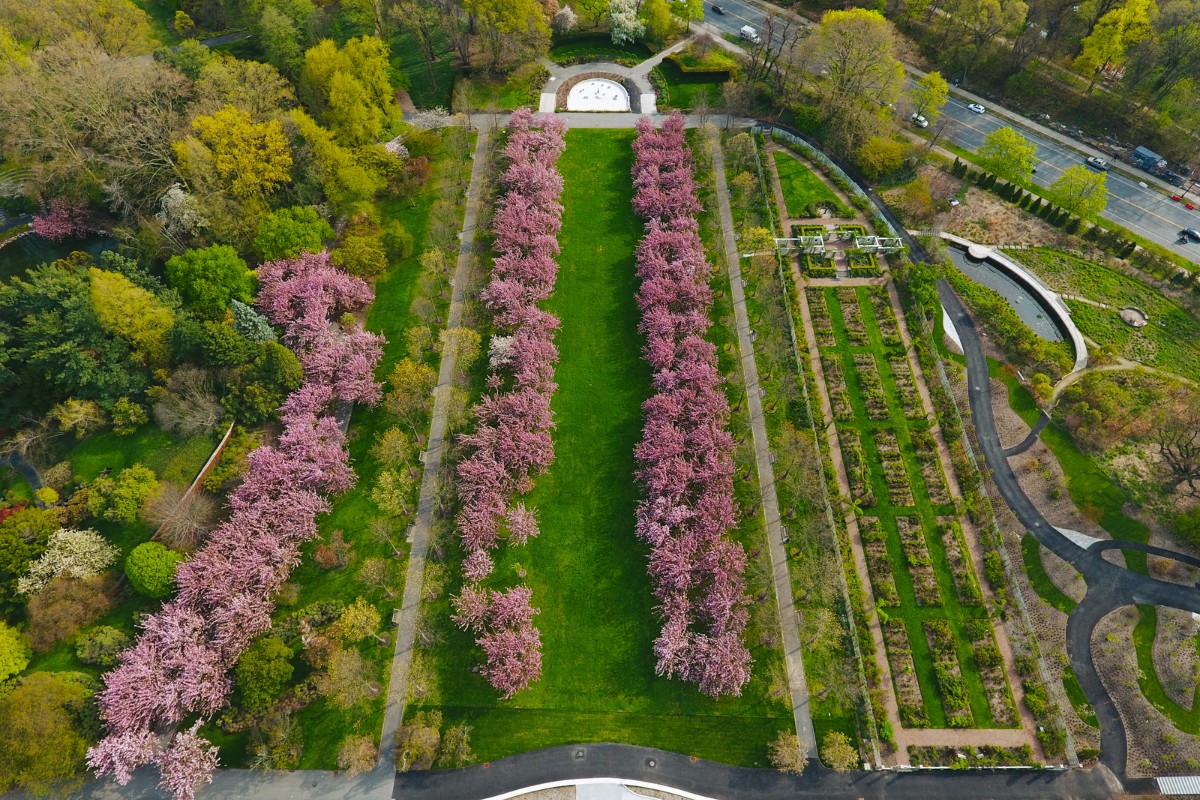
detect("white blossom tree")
[18,529,120,595]
[610,0,645,44]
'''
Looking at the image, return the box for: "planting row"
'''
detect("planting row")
[631,113,750,697]
[813,285,1016,730]
[451,109,569,698]
[89,251,384,800]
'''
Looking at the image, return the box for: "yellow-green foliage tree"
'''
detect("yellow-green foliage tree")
[291,109,383,216]
[1075,0,1158,90]
[177,105,293,200]
[978,126,1037,183]
[0,672,94,796]
[1049,164,1108,219]
[907,70,949,124]
[465,0,551,70]
[89,268,175,366]
[807,8,905,157]
[300,36,394,146]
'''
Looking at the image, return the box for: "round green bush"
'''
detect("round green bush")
[125,542,183,598]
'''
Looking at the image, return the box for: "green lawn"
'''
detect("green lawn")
[1005,248,1200,383]
[391,30,459,110]
[131,0,181,48]
[772,152,850,219]
[823,287,1014,729]
[410,129,792,767]
[1132,604,1200,733]
[654,59,726,111]
[1061,665,1098,728]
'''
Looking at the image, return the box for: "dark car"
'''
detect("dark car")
[1181,228,1200,243]
[711,3,727,12]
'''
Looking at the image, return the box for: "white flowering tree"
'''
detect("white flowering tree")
[18,529,120,595]
[610,0,645,44]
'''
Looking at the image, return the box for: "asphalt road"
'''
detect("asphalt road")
[394,742,1121,800]
[699,1,1200,265]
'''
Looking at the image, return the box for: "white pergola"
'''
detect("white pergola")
[774,236,827,254]
[854,236,905,252]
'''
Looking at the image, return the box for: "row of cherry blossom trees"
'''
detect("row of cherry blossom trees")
[630,113,751,698]
[449,109,567,699]
[87,250,384,800]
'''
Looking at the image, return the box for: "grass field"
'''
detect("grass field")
[391,30,459,110]
[409,129,792,767]
[1133,604,1200,733]
[1020,534,1077,614]
[1006,248,1200,383]
[773,152,850,218]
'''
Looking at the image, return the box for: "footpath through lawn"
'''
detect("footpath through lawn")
[419,128,789,766]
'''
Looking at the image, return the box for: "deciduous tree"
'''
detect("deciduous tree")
[124,541,183,598]
[166,245,254,319]
[177,105,293,200]
[1048,164,1108,219]
[908,70,949,124]
[805,9,904,156]
[0,672,93,797]
[978,126,1037,183]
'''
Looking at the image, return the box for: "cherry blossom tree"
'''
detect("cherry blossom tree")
[31,197,89,241]
[630,113,751,696]
[452,111,567,697]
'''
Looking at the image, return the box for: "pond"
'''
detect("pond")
[946,245,1065,342]
[0,231,118,283]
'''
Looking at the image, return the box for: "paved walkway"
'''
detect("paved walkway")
[377,121,493,773]
[393,742,1121,800]
[711,136,817,758]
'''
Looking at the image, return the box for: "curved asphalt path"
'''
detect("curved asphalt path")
[940,278,1200,779]
[1002,411,1050,457]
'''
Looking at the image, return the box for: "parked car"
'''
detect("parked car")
[710,3,726,12]
[1180,228,1200,243]
[966,103,985,114]
[1085,156,1109,171]
[910,113,929,128]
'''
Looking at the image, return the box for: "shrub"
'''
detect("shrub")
[124,542,184,598]
[75,626,132,668]
[0,621,30,683]
[234,636,294,713]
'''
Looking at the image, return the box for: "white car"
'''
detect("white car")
[1085,156,1109,171]
[910,113,929,128]
[966,103,986,114]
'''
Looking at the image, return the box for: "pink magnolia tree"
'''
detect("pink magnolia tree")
[451,109,567,697]
[630,112,751,697]
[88,251,382,796]
[31,197,90,241]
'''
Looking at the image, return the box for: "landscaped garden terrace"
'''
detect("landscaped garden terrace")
[809,285,1018,731]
